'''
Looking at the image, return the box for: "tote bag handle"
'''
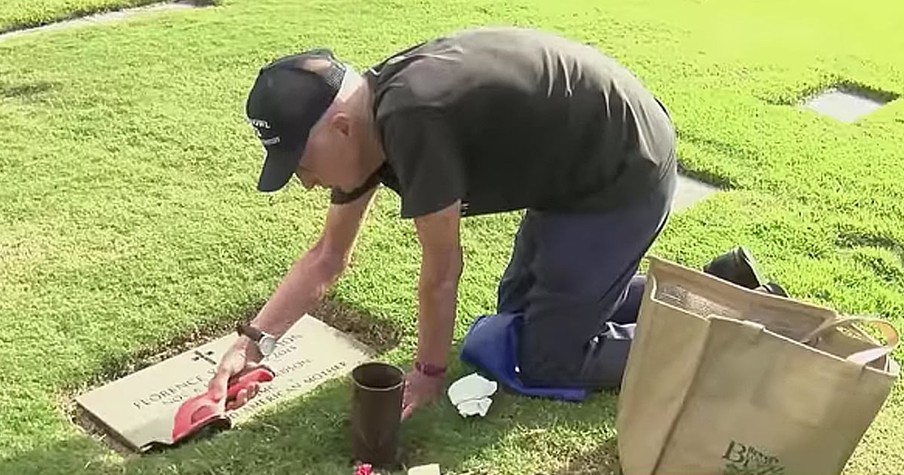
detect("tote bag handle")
[800,316,900,366]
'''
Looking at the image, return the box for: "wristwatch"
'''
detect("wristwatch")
[236,323,277,357]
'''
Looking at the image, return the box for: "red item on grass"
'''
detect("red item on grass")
[354,463,373,475]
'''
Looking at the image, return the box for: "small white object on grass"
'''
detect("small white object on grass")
[447,373,498,418]
[456,397,493,417]
[408,463,441,475]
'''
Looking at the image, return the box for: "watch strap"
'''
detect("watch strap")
[236,323,263,342]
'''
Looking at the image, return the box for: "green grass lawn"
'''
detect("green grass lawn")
[1,0,903,473]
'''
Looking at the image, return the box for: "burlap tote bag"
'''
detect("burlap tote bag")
[616,256,900,475]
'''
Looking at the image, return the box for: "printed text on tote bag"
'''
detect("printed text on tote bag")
[722,440,785,475]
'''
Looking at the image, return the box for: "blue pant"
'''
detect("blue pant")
[461,164,676,395]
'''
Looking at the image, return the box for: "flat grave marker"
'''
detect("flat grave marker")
[75,314,375,453]
[673,174,719,212]
[802,87,895,123]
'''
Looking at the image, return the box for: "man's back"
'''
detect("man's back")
[362,27,676,218]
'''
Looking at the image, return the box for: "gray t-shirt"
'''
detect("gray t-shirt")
[332,27,676,218]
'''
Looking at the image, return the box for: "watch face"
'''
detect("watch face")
[258,335,277,356]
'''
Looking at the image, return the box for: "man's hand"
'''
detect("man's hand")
[401,368,445,420]
[208,338,264,411]
[401,200,463,419]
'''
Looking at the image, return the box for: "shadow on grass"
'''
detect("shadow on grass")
[550,437,621,475]
[311,295,402,354]
[672,132,737,190]
[0,80,57,102]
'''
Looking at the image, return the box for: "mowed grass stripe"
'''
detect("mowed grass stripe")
[1,0,902,473]
[0,0,208,33]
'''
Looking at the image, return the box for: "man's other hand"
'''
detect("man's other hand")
[401,368,445,420]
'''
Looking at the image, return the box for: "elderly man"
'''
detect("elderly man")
[208,26,678,418]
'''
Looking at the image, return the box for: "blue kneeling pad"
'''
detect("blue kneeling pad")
[459,313,589,402]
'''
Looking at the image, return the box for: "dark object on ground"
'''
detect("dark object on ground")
[139,365,275,452]
[703,246,790,297]
[703,246,766,289]
[351,362,404,469]
[758,281,789,297]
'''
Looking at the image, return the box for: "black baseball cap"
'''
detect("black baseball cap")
[245,49,347,192]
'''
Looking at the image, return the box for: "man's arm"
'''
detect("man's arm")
[247,186,379,340]
[412,200,464,371]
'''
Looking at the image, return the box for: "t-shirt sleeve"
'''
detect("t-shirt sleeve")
[379,108,466,218]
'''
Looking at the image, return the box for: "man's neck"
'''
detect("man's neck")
[358,81,386,171]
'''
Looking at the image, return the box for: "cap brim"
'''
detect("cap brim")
[256,141,305,192]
